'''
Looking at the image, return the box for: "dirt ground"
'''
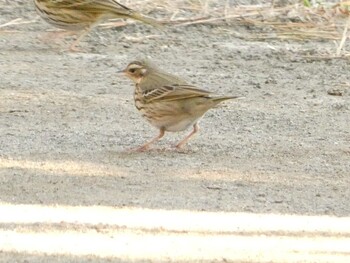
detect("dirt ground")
[0,1,350,262]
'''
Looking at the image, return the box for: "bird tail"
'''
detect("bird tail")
[102,1,163,28]
[128,11,163,28]
[210,96,241,109]
[213,96,240,104]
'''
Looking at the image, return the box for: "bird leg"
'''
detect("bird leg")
[136,128,165,152]
[176,123,199,149]
[69,27,92,52]
[37,30,75,46]
[69,19,104,52]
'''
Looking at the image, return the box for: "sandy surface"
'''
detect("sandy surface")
[0,1,350,262]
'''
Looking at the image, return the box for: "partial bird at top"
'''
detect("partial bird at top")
[34,0,162,51]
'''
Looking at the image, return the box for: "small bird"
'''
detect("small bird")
[120,60,239,151]
[34,0,162,51]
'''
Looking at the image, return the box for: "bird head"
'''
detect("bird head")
[119,60,149,83]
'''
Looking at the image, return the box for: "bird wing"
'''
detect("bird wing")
[50,0,94,8]
[50,0,132,11]
[142,84,212,103]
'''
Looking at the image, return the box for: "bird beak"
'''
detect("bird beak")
[117,69,125,74]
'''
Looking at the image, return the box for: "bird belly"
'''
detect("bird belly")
[144,102,202,132]
[134,94,205,132]
[163,117,200,132]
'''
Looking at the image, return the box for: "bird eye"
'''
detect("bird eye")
[129,68,136,73]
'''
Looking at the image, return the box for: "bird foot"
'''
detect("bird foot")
[124,144,150,153]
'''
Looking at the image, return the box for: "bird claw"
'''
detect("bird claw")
[123,144,150,153]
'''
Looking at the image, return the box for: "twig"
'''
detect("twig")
[98,20,128,29]
[167,16,211,25]
[0,18,37,28]
[336,17,350,56]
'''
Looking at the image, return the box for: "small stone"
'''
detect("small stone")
[327,88,344,96]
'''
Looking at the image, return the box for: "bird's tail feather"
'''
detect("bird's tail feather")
[129,12,163,28]
[213,96,240,103]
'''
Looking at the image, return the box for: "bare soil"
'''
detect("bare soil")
[0,1,350,262]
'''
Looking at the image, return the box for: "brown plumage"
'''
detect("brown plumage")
[34,0,162,51]
[120,60,239,151]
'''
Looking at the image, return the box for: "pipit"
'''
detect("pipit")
[34,0,162,51]
[120,60,239,151]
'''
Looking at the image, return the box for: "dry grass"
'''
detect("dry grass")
[122,0,350,57]
[1,0,349,57]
